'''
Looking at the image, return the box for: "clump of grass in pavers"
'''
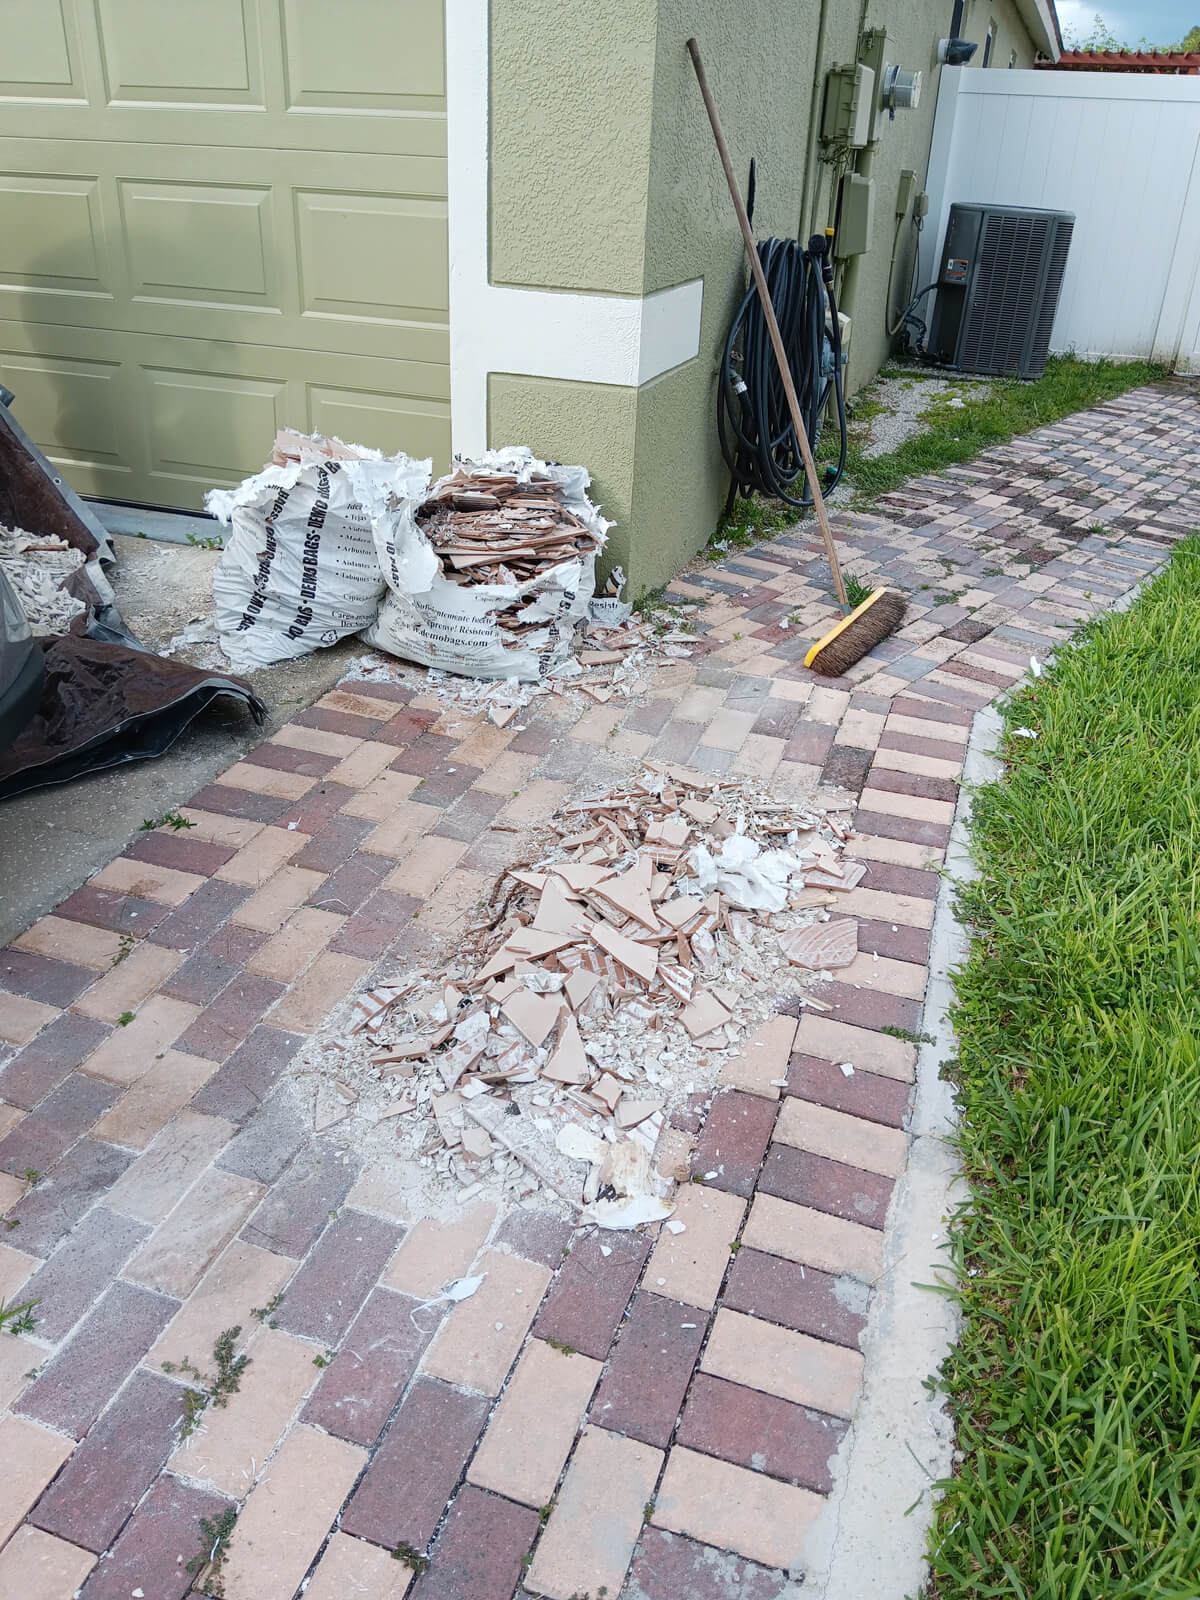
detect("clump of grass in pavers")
[931,536,1200,1596]
[188,1506,237,1597]
[163,1325,249,1440]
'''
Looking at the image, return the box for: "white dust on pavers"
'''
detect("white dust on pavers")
[293,761,868,1226]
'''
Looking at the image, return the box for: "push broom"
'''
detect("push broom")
[687,38,905,677]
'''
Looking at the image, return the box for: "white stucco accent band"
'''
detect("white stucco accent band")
[445,0,703,456]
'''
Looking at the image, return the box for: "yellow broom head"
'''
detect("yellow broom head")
[804,588,906,678]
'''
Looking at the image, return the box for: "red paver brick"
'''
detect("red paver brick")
[590,1290,706,1448]
[853,916,933,965]
[760,1144,894,1229]
[867,765,960,804]
[18,1207,147,1342]
[7,1137,134,1256]
[328,888,422,959]
[388,732,459,776]
[0,947,97,1008]
[241,1138,356,1257]
[0,1073,118,1175]
[174,973,286,1062]
[724,1246,869,1348]
[782,722,836,765]
[215,1085,305,1182]
[306,849,391,915]
[292,812,375,872]
[625,1527,797,1600]
[77,1474,232,1600]
[0,1013,110,1109]
[821,743,873,794]
[29,1370,186,1552]
[853,856,941,899]
[273,1209,403,1343]
[533,1230,649,1359]
[146,879,251,951]
[415,1485,539,1600]
[127,829,237,876]
[342,1376,490,1549]
[293,703,383,740]
[377,706,440,744]
[275,779,360,834]
[53,885,171,937]
[677,1371,846,1493]
[878,728,969,765]
[410,762,484,808]
[785,1052,910,1127]
[185,783,290,824]
[189,1024,304,1123]
[160,925,269,1006]
[492,1207,575,1269]
[818,979,924,1035]
[690,1090,778,1198]
[17,1280,177,1438]
[852,807,950,849]
[247,739,341,777]
[303,1286,435,1445]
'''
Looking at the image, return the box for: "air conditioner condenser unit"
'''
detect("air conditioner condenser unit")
[928,203,1074,379]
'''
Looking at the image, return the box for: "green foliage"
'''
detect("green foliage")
[843,573,875,609]
[390,1542,430,1574]
[0,1298,37,1335]
[932,539,1200,1595]
[140,810,195,832]
[165,1326,249,1440]
[187,1507,237,1597]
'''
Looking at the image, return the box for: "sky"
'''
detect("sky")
[1055,0,1197,46]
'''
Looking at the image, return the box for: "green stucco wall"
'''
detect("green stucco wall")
[486,0,1041,597]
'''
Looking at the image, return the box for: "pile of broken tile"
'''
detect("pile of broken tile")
[315,763,866,1227]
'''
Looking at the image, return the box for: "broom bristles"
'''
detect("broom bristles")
[805,588,906,678]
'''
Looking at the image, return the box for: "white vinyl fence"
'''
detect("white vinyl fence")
[922,67,1200,371]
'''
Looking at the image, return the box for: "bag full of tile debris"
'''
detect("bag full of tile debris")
[207,429,429,673]
[352,446,609,682]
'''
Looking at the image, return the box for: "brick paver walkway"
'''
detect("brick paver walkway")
[2,381,1198,1599]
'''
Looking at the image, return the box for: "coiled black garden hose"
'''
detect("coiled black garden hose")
[717,233,847,511]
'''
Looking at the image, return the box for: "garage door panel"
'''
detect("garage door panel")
[143,367,289,482]
[295,192,448,319]
[0,174,113,296]
[0,0,85,104]
[120,181,278,308]
[281,0,445,107]
[0,352,126,466]
[307,385,450,465]
[95,0,265,107]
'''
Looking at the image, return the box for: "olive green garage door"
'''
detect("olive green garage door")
[0,0,449,510]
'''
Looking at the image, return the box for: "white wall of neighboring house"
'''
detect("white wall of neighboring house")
[922,68,1200,371]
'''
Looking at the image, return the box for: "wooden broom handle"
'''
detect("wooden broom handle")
[687,37,849,613]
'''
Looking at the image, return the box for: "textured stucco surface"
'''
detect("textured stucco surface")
[490,0,658,293]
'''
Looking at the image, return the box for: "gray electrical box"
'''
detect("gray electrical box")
[834,174,875,258]
[821,64,876,148]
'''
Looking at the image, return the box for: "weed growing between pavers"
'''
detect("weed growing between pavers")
[163,1325,248,1441]
[187,1506,237,1597]
[931,538,1200,1597]
[0,1297,36,1334]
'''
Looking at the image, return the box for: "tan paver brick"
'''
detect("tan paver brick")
[0,1105,22,1142]
[72,941,183,1022]
[653,1445,820,1571]
[324,740,405,789]
[0,1416,74,1543]
[704,708,758,751]
[361,801,443,859]
[858,786,955,825]
[318,688,398,720]
[216,761,315,801]
[841,885,934,930]
[90,856,206,905]
[808,686,851,724]
[572,704,627,746]
[729,734,786,781]
[837,949,929,999]
[837,708,887,749]
[149,1239,297,1374]
[0,993,57,1047]
[270,950,369,1031]
[178,809,264,847]
[383,835,469,898]
[124,1168,263,1297]
[872,745,963,781]
[0,1331,34,1409]
[473,749,539,795]
[269,724,362,759]
[169,1327,319,1496]
[742,1192,883,1283]
[770,677,813,703]
[14,915,124,969]
[216,827,305,887]
[718,1015,796,1099]
[776,1097,907,1178]
[422,1248,551,1395]
[0,1172,26,1215]
[527,1424,662,1600]
[82,995,200,1086]
[106,1109,235,1220]
[795,1013,917,1081]
[91,1050,219,1150]
[245,908,346,983]
[229,866,328,932]
[341,770,424,821]
[0,1243,37,1302]
[382,1204,496,1298]
[220,1423,365,1600]
[415,868,492,935]
[703,1304,864,1415]
[645,1185,745,1310]
[303,1533,412,1600]
[0,1525,96,1599]
[845,832,944,870]
[452,723,515,767]
[469,1339,602,1506]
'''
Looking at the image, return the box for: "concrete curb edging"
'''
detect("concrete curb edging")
[802,701,1005,1600]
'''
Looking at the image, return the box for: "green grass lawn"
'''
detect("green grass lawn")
[932,540,1200,1598]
